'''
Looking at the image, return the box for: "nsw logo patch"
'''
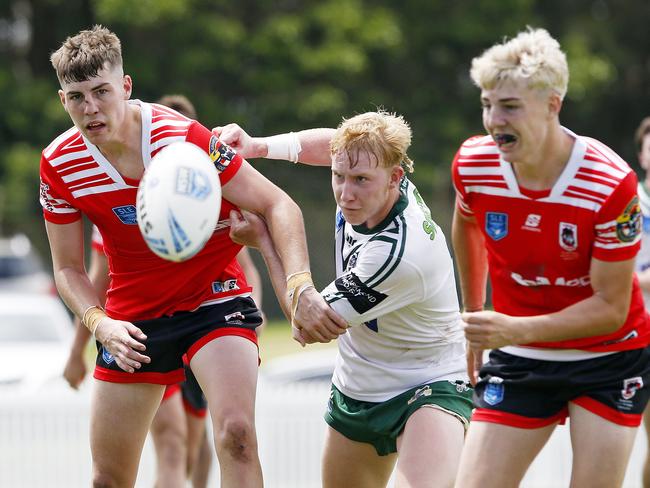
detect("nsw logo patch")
[101,347,115,365]
[112,205,138,225]
[485,212,508,241]
[483,376,504,406]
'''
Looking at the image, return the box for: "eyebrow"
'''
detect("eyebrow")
[66,82,111,96]
[482,96,521,103]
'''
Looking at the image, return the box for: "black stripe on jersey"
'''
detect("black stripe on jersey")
[325,272,387,314]
[365,215,407,288]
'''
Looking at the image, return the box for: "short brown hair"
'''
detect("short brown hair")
[330,110,414,173]
[635,117,650,152]
[50,25,122,85]
[156,94,197,119]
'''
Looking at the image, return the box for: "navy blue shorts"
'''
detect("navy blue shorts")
[472,346,650,427]
[94,296,262,384]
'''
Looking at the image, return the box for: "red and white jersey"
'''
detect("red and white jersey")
[40,100,250,321]
[452,128,649,352]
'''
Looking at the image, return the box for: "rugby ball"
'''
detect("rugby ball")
[136,141,221,262]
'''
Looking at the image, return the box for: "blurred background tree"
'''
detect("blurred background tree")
[1,0,648,316]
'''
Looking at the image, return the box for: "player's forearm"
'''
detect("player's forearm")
[54,266,106,320]
[265,197,311,282]
[256,234,291,321]
[261,128,334,166]
[294,128,335,165]
[69,318,92,354]
[512,293,630,344]
[451,211,488,311]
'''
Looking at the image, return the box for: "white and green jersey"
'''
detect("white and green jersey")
[321,178,467,402]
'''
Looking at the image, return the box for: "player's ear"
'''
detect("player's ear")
[548,91,563,118]
[389,165,404,188]
[58,89,68,112]
[123,74,133,99]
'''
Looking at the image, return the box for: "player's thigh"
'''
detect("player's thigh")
[322,425,396,488]
[455,420,557,488]
[396,407,464,488]
[569,402,638,488]
[90,380,164,479]
[190,335,258,422]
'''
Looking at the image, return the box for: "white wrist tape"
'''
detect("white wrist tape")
[264,132,302,163]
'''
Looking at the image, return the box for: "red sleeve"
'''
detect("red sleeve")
[39,152,81,224]
[593,171,642,261]
[185,121,243,186]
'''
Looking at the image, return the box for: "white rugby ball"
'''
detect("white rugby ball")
[136,141,221,262]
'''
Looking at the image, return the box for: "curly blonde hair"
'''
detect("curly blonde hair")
[330,110,414,173]
[470,27,569,100]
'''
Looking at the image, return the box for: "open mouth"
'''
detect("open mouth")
[494,133,517,146]
[86,121,105,131]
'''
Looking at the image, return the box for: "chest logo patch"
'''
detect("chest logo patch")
[485,212,508,241]
[559,222,578,251]
[112,205,138,225]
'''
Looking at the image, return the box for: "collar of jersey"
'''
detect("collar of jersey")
[351,191,408,235]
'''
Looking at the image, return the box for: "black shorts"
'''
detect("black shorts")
[94,296,262,385]
[181,365,208,417]
[472,347,650,428]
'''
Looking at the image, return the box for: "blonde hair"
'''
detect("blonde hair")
[50,25,123,85]
[330,110,414,173]
[470,27,569,99]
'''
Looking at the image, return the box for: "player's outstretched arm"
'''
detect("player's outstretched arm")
[229,210,345,346]
[214,124,335,166]
[63,246,111,388]
[46,220,150,374]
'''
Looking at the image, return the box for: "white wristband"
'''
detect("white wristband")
[264,132,302,163]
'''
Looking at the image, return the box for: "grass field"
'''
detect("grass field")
[258,320,337,362]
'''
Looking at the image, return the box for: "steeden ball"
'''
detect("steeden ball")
[136,141,221,262]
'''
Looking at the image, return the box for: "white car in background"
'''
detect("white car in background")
[0,293,73,392]
[0,234,55,295]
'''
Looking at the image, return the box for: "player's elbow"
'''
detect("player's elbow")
[600,299,631,333]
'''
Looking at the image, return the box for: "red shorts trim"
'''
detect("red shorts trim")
[186,326,258,362]
[471,407,568,428]
[572,396,643,427]
[162,383,181,401]
[93,366,185,385]
[183,397,208,418]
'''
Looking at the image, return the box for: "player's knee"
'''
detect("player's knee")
[214,416,257,463]
[92,471,119,488]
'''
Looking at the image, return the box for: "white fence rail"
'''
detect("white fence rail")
[1,380,648,487]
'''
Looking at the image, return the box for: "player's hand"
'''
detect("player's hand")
[292,287,348,343]
[466,345,484,386]
[94,318,150,373]
[212,123,267,160]
[462,310,519,350]
[63,351,87,389]
[229,210,269,249]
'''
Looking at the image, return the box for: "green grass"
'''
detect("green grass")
[83,319,336,365]
[258,320,337,362]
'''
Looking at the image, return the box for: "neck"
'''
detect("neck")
[97,103,141,161]
[513,125,574,191]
